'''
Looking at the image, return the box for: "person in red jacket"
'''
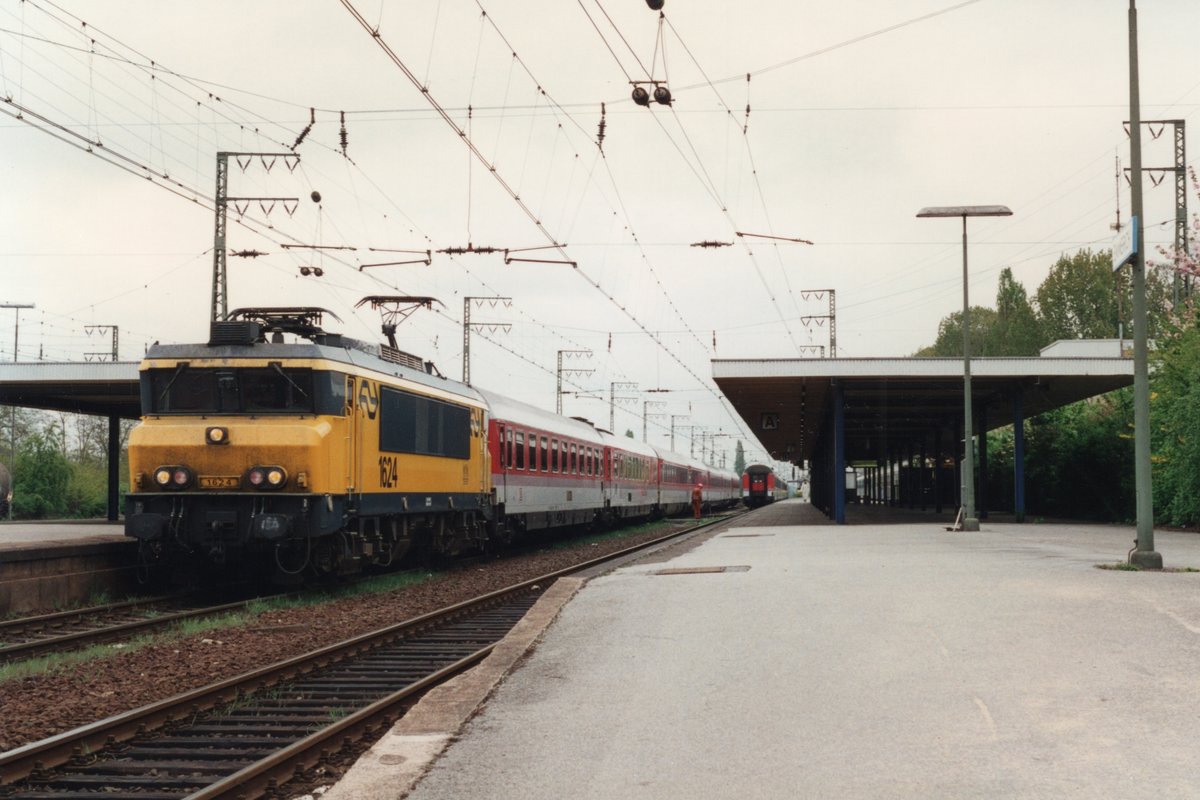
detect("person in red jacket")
[691,484,703,519]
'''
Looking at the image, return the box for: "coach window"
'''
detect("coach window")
[506,428,514,468]
[514,431,525,470]
[551,440,559,473]
[498,425,507,468]
[540,436,549,473]
[569,443,577,474]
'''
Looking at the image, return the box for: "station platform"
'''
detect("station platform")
[0,520,127,552]
[329,500,1200,800]
[0,521,134,612]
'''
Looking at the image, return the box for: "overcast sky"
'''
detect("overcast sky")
[1,0,1198,465]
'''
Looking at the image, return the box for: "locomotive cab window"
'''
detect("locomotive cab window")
[145,365,324,415]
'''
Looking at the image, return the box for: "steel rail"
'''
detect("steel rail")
[189,647,495,799]
[0,597,274,665]
[0,595,176,634]
[0,509,747,793]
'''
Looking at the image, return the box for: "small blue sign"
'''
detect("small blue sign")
[1112,216,1138,272]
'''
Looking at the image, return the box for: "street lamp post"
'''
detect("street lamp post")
[917,205,1012,531]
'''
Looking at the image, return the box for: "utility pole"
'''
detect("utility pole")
[609,381,638,432]
[705,432,729,466]
[643,399,666,442]
[84,325,119,361]
[1126,0,1161,568]
[799,289,836,356]
[2,303,34,363]
[211,152,300,322]
[462,296,511,384]
[2,302,33,520]
[670,414,688,452]
[556,350,593,415]
[1131,119,1188,304]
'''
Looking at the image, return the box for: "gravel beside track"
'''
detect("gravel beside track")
[0,522,698,752]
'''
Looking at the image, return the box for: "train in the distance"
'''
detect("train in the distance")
[124,304,739,582]
[742,463,788,507]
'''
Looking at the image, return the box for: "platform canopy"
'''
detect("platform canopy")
[712,340,1135,465]
[0,361,141,419]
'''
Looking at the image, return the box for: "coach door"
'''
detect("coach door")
[345,375,361,499]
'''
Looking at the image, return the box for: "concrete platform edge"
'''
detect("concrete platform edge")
[322,576,587,800]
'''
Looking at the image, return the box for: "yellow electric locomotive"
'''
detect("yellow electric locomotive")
[125,307,491,581]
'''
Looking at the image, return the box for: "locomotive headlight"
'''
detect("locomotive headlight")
[206,426,229,445]
[154,465,193,489]
[245,465,287,490]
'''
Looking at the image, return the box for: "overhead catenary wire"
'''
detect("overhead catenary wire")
[1,3,690,424]
[579,6,807,354]
[338,0,758,449]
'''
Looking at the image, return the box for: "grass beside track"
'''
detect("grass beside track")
[0,516,712,685]
[0,569,435,685]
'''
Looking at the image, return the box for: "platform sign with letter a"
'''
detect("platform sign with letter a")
[1112,217,1138,272]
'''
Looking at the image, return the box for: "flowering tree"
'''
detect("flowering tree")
[1148,166,1200,526]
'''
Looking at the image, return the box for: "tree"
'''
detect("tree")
[0,405,42,473]
[913,306,998,357]
[1035,249,1124,340]
[624,429,634,439]
[1150,320,1200,525]
[1035,248,1172,342]
[992,268,1043,355]
[1146,167,1200,525]
[734,440,746,475]
[12,425,72,519]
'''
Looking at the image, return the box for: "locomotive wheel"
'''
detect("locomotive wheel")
[311,538,337,575]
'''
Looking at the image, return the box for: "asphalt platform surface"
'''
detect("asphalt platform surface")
[0,520,126,551]
[355,500,1200,800]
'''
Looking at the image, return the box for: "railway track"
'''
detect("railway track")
[0,511,742,799]
[0,594,283,666]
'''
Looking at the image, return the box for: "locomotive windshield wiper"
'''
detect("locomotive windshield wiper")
[156,362,190,407]
[270,362,309,399]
